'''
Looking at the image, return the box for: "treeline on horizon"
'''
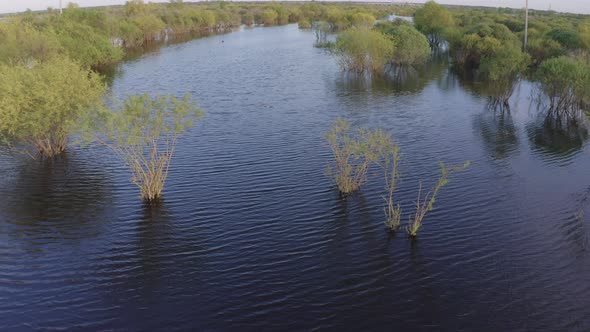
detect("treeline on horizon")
[0,1,413,69]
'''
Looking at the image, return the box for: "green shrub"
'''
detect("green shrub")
[536,56,590,111]
[414,1,454,47]
[298,18,311,29]
[262,9,278,26]
[380,24,431,66]
[91,94,203,202]
[0,58,105,157]
[325,118,390,194]
[350,12,376,28]
[334,28,395,73]
[0,20,62,64]
[53,19,124,68]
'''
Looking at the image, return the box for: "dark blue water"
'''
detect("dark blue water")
[2,24,590,331]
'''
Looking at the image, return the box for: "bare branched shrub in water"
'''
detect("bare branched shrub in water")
[378,138,402,231]
[93,94,202,202]
[324,118,388,194]
[407,161,470,237]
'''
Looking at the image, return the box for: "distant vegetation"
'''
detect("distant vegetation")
[0,1,412,69]
[321,0,590,113]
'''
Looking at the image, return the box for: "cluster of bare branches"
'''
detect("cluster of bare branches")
[325,118,470,237]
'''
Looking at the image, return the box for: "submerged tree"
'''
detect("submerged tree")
[0,58,105,158]
[333,27,395,73]
[324,118,389,194]
[535,56,590,113]
[313,21,332,48]
[381,24,431,67]
[478,46,530,105]
[414,1,454,48]
[91,94,202,202]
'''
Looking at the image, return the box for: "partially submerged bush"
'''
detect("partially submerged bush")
[379,136,402,231]
[262,9,278,26]
[0,58,105,158]
[478,46,530,103]
[324,118,388,194]
[414,0,454,48]
[333,28,395,73]
[407,162,470,237]
[380,24,431,67]
[313,21,332,48]
[298,18,311,29]
[92,94,202,202]
[350,12,376,28]
[535,56,590,112]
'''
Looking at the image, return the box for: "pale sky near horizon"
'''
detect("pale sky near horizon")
[1,0,589,15]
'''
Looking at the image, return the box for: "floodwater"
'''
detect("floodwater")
[2,24,590,331]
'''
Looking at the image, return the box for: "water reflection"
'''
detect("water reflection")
[0,153,110,242]
[473,107,519,160]
[333,52,448,96]
[136,202,177,285]
[526,113,589,159]
[456,69,519,106]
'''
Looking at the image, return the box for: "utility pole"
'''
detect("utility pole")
[59,0,63,15]
[524,0,529,51]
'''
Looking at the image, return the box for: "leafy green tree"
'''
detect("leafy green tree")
[466,23,518,44]
[262,9,278,26]
[414,1,454,47]
[536,56,590,111]
[298,18,311,29]
[480,47,529,82]
[53,19,123,68]
[334,28,395,73]
[0,20,62,64]
[526,37,564,65]
[350,12,376,28]
[378,24,430,66]
[91,94,203,202]
[546,28,581,50]
[132,14,166,44]
[324,6,349,31]
[453,34,502,68]
[125,0,148,17]
[0,58,105,157]
[479,46,530,102]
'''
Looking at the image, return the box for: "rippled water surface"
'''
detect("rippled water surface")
[2,25,590,331]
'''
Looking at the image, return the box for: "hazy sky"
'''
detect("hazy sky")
[1,0,589,15]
